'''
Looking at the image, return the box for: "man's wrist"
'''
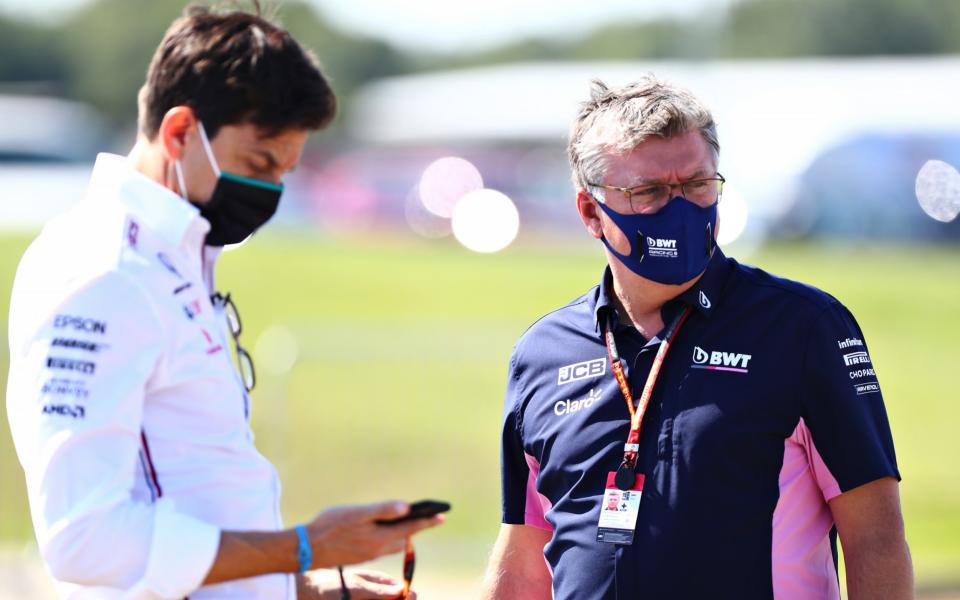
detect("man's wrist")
[295,523,313,574]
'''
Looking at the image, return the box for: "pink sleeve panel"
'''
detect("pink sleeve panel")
[772,418,842,600]
[523,453,554,531]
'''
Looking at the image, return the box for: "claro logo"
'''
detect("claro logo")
[691,346,752,374]
[554,388,601,416]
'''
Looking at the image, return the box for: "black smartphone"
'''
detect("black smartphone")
[375,500,451,525]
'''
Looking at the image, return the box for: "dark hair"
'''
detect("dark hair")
[138,2,336,140]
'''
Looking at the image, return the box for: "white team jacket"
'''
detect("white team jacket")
[6,154,293,599]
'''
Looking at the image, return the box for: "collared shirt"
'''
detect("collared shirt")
[6,154,292,599]
[500,249,900,600]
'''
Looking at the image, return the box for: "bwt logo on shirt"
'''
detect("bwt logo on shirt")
[646,237,678,258]
[691,346,752,373]
[558,358,606,385]
[843,351,871,366]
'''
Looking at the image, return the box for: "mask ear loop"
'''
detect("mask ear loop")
[196,121,222,178]
[174,160,188,200]
[594,197,645,266]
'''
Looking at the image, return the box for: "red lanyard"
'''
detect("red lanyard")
[604,306,692,490]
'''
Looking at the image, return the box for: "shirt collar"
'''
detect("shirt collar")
[676,247,731,317]
[83,153,209,250]
[593,248,732,333]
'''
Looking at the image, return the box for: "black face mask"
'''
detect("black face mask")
[176,121,284,246]
[196,172,283,246]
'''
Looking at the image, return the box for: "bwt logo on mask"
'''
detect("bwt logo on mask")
[646,237,679,258]
[691,346,752,373]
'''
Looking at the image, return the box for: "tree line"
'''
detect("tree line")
[0,0,957,129]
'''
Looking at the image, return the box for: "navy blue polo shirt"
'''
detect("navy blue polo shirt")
[500,249,899,600]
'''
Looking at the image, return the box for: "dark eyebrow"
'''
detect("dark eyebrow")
[252,148,300,173]
[251,149,280,169]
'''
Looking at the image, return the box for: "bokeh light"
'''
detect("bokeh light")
[404,184,452,238]
[717,185,749,246]
[418,156,484,218]
[255,325,300,375]
[916,159,960,223]
[451,188,520,253]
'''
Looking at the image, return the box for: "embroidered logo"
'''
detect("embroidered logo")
[691,345,752,373]
[558,358,606,385]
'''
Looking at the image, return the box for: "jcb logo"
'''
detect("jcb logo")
[558,358,606,386]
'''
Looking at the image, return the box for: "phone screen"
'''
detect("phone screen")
[376,500,451,525]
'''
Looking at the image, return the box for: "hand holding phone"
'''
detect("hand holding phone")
[375,500,451,525]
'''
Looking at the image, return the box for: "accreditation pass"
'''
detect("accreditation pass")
[596,472,644,545]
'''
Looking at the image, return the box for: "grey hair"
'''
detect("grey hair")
[567,75,720,196]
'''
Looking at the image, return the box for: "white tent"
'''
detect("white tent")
[350,57,960,228]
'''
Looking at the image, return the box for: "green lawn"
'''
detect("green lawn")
[1,232,958,587]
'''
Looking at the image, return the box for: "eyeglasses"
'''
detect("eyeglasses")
[589,173,725,214]
[212,292,256,392]
[338,538,415,600]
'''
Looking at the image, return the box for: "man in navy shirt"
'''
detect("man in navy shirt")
[481,77,913,600]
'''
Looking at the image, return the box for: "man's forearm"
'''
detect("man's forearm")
[845,536,914,600]
[203,529,300,585]
[481,570,552,600]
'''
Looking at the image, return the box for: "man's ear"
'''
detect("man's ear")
[157,106,197,163]
[576,188,604,239]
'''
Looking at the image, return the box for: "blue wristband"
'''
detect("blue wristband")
[295,524,312,574]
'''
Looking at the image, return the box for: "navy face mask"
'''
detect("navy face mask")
[175,122,283,246]
[595,196,718,285]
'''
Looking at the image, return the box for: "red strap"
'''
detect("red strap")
[604,307,692,467]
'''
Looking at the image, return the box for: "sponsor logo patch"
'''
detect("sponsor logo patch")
[842,351,871,367]
[200,329,223,355]
[54,315,106,335]
[41,378,90,399]
[554,388,601,416]
[837,337,864,349]
[558,358,605,385]
[127,220,139,248]
[157,252,183,279]
[46,357,96,375]
[854,381,881,395]
[691,345,752,373]
[42,403,86,419]
[646,236,678,258]
[698,290,711,309]
[183,299,203,320]
[51,338,108,353]
[849,368,876,379]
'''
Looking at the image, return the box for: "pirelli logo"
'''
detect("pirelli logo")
[842,351,871,367]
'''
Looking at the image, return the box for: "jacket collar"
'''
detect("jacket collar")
[83,153,209,251]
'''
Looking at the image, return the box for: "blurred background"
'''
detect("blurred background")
[0,0,958,597]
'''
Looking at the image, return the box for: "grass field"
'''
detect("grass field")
[1,231,958,593]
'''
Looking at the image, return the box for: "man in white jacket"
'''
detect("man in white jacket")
[6,3,440,598]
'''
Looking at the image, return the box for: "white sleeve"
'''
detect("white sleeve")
[6,269,221,598]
